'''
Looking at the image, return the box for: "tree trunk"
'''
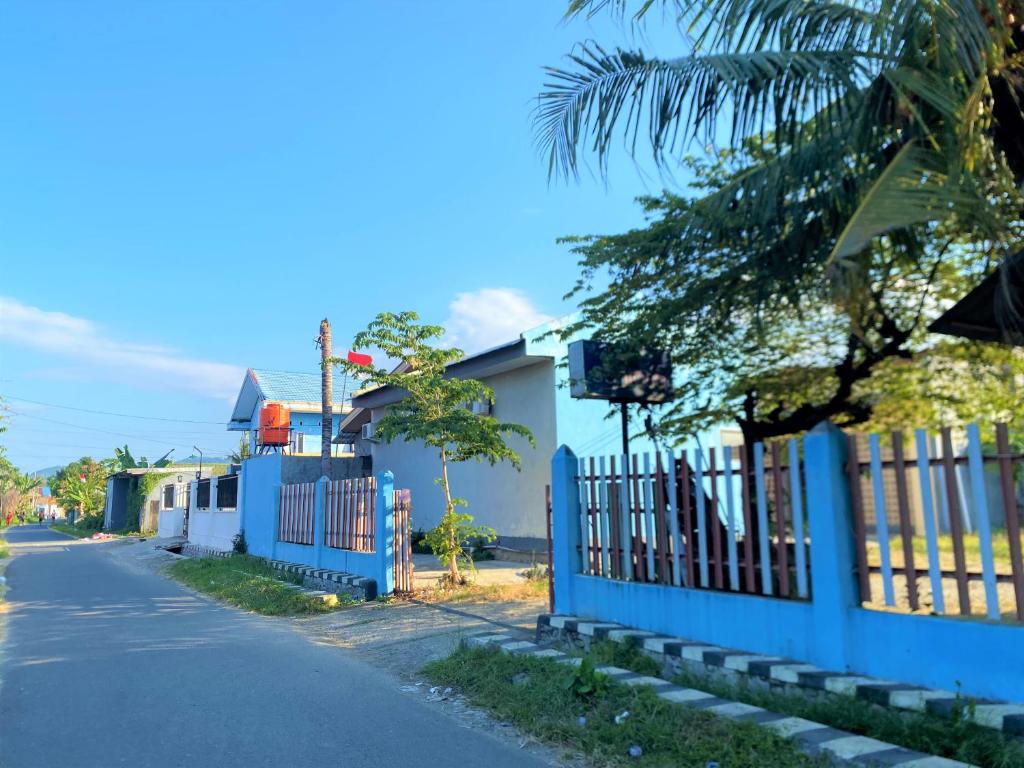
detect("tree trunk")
[319,318,333,479]
[439,448,459,582]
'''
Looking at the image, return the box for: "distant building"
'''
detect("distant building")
[227,368,357,457]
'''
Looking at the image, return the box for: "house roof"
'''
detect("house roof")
[228,368,355,429]
[929,250,1024,346]
[350,337,551,411]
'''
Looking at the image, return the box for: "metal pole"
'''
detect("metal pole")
[620,402,629,455]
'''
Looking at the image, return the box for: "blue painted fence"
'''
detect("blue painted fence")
[551,421,1024,702]
[238,454,401,595]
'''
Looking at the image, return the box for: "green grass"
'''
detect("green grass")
[423,645,824,768]
[584,640,1024,768]
[50,523,98,538]
[0,536,8,559]
[50,523,96,538]
[167,554,337,616]
[869,533,1023,573]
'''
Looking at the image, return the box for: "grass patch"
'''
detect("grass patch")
[423,645,824,767]
[50,523,95,538]
[167,554,335,616]
[0,537,8,559]
[417,578,548,604]
[585,640,1024,767]
[665,667,1024,768]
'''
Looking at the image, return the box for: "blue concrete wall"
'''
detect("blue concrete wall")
[238,456,395,592]
[551,425,1024,703]
[239,453,282,558]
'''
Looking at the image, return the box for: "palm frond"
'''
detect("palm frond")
[828,142,971,264]
[535,42,866,179]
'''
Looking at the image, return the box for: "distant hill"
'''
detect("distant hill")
[174,456,231,466]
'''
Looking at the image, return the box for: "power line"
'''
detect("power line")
[0,394,227,425]
[6,410,190,448]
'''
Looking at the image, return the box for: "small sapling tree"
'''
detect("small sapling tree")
[330,311,534,584]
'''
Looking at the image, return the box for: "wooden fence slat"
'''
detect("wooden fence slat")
[590,457,600,575]
[643,453,656,582]
[846,434,871,602]
[608,456,621,580]
[665,449,683,588]
[577,458,589,575]
[966,424,1000,620]
[914,429,946,614]
[770,442,789,598]
[599,456,611,577]
[631,455,644,581]
[679,451,694,588]
[620,454,632,579]
[996,423,1024,620]
[788,439,808,599]
[740,448,756,592]
[371,478,377,550]
[891,433,920,610]
[694,450,710,588]
[723,446,740,591]
[869,434,896,606]
[940,427,971,614]
[754,443,772,596]
[710,448,724,589]
[654,453,671,584]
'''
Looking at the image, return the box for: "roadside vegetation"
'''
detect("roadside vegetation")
[51,522,98,538]
[587,640,1024,768]
[417,577,547,605]
[423,645,823,768]
[167,554,338,616]
[330,312,533,585]
[0,535,8,560]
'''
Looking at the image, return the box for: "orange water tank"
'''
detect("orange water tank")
[258,403,291,446]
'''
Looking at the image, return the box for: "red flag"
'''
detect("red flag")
[347,350,373,367]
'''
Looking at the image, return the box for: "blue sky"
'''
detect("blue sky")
[0,2,686,472]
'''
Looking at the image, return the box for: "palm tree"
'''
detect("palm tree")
[228,434,251,464]
[537,0,1024,266]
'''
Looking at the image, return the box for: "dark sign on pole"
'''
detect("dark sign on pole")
[567,340,673,404]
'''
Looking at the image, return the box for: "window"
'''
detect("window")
[162,484,175,509]
[216,475,238,509]
[196,479,211,509]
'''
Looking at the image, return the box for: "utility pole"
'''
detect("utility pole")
[319,318,333,479]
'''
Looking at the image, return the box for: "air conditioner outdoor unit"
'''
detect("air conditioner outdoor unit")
[361,422,378,442]
[471,400,492,416]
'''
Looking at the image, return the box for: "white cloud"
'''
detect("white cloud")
[0,296,244,400]
[442,288,554,355]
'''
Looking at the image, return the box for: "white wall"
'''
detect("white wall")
[370,361,557,541]
[158,508,185,538]
[187,509,240,551]
[186,477,242,552]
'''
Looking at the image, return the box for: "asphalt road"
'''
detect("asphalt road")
[0,527,549,768]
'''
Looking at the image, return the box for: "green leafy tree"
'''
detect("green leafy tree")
[329,311,535,584]
[228,434,251,464]
[560,148,1024,444]
[51,457,108,523]
[113,445,173,469]
[538,0,1024,288]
